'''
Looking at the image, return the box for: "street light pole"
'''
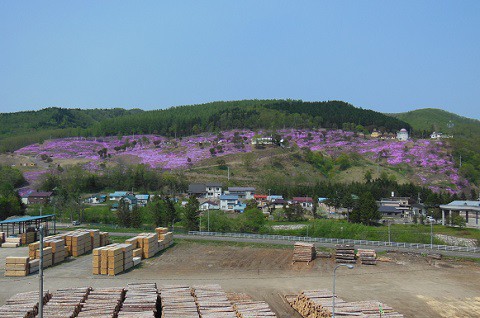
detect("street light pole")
[388,222,391,244]
[207,209,210,232]
[430,221,433,248]
[332,264,354,318]
[38,225,44,318]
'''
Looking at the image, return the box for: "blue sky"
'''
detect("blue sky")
[1,1,479,119]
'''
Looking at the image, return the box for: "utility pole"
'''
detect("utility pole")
[38,225,44,318]
[227,166,230,181]
[430,221,433,248]
[388,222,391,244]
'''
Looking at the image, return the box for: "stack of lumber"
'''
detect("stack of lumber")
[2,237,21,248]
[157,227,174,250]
[100,231,110,246]
[118,283,160,317]
[45,239,67,265]
[42,287,91,318]
[335,244,356,264]
[29,259,39,274]
[287,289,337,318]
[159,285,200,318]
[0,231,5,244]
[80,229,101,249]
[357,249,377,265]
[65,231,91,257]
[36,246,53,268]
[77,287,126,318]
[139,233,160,259]
[93,243,134,276]
[0,291,52,318]
[233,301,277,318]
[20,231,36,245]
[192,284,237,318]
[293,242,316,263]
[4,256,30,277]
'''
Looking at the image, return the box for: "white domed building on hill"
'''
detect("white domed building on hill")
[396,128,409,141]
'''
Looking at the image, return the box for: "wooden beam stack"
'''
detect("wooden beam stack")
[65,231,90,257]
[42,287,91,318]
[293,242,316,264]
[118,283,160,317]
[192,284,237,318]
[0,231,5,244]
[35,246,53,268]
[77,287,126,318]
[4,256,30,277]
[0,291,52,318]
[159,285,200,318]
[93,243,134,276]
[45,239,67,265]
[29,259,39,274]
[2,237,21,248]
[335,244,356,264]
[357,249,377,265]
[287,289,337,318]
[100,231,110,246]
[20,231,36,245]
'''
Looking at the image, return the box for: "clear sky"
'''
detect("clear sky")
[1,1,479,119]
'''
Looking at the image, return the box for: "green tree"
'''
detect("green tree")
[116,199,131,227]
[164,197,178,227]
[149,196,167,227]
[183,196,200,231]
[0,183,25,220]
[237,208,265,233]
[350,192,381,225]
[130,205,142,228]
[284,203,305,222]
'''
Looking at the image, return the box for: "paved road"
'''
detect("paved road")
[104,231,480,259]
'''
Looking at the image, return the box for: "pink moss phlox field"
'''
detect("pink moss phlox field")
[15,129,465,193]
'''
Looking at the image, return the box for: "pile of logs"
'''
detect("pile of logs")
[42,287,91,318]
[77,287,126,317]
[0,291,52,318]
[118,283,160,318]
[335,244,356,264]
[160,285,199,318]
[293,242,316,264]
[287,289,404,318]
[192,284,237,318]
[233,301,277,318]
[357,249,377,265]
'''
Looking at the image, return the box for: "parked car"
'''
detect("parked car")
[72,220,81,226]
[426,216,436,223]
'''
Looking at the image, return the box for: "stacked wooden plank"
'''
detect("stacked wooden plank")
[157,227,174,250]
[192,284,237,318]
[140,233,160,259]
[233,301,277,318]
[35,246,53,268]
[42,287,91,318]
[118,283,160,317]
[335,244,356,264]
[2,237,21,248]
[77,287,126,317]
[93,243,134,276]
[159,285,199,318]
[45,239,67,265]
[29,259,39,274]
[293,242,316,263]
[357,249,377,265]
[65,231,91,257]
[0,291,51,318]
[20,231,36,245]
[4,256,30,277]
[100,231,111,246]
[0,231,5,244]
[287,289,337,318]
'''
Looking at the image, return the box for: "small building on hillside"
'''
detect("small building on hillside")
[220,195,239,211]
[233,203,247,213]
[200,201,220,211]
[396,128,409,141]
[109,191,129,201]
[439,200,480,228]
[226,187,256,200]
[85,194,106,204]
[188,183,223,199]
[135,194,150,207]
[291,197,314,210]
[24,191,53,205]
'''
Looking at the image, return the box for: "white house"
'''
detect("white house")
[226,187,256,200]
[200,201,220,211]
[135,194,150,207]
[220,195,239,211]
[396,128,409,141]
[205,183,223,199]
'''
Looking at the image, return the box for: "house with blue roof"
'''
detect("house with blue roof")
[220,195,239,211]
[233,203,247,213]
[135,194,150,207]
[109,191,129,201]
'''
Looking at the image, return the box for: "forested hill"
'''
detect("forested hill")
[0,100,409,152]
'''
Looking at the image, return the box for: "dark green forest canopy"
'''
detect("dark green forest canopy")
[0,100,410,152]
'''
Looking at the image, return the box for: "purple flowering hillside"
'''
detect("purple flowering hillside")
[15,129,465,194]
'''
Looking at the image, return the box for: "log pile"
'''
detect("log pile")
[335,244,356,264]
[4,256,30,277]
[118,283,160,317]
[0,291,52,318]
[233,301,277,318]
[192,284,237,318]
[159,285,199,318]
[77,287,126,317]
[357,249,377,265]
[287,290,404,318]
[293,242,316,263]
[42,287,91,318]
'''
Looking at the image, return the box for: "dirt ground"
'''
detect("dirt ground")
[0,240,479,318]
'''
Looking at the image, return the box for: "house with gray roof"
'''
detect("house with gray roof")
[439,200,480,228]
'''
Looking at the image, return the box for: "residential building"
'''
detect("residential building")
[135,194,150,207]
[24,191,53,205]
[200,201,220,211]
[85,195,106,204]
[396,128,409,141]
[109,191,129,201]
[439,200,480,228]
[291,197,314,210]
[226,187,256,200]
[188,183,223,198]
[233,203,247,213]
[220,195,239,211]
